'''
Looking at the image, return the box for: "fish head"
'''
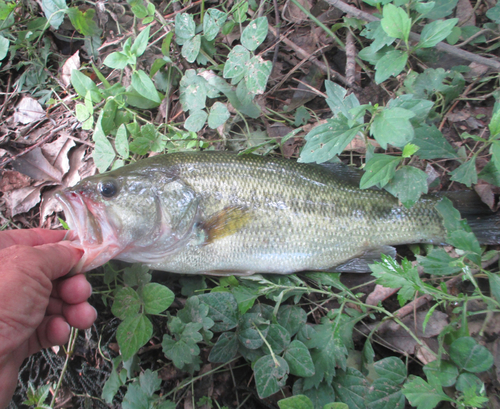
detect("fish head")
[56,165,199,273]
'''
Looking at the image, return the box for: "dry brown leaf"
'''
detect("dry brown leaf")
[345,135,380,153]
[61,51,81,87]
[456,0,476,26]
[42,132,75,174]
[283,0,313,22]
[11,147,63,183]
[4,186,42,217]
[474,181,499,211]
[13,96,46,124]
[366,284,398,305]
[0,170,32,192]
[425,163,440,186]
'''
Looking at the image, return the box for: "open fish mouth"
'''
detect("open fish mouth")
[56,190,122,273]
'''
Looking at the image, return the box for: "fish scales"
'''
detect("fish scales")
[57,152,448,274]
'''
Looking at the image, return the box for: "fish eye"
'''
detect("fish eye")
[98,179,119,198]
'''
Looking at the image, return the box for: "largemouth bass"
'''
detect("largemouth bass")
[56,152,480,274]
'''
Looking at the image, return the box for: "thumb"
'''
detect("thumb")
[34,241,84,281]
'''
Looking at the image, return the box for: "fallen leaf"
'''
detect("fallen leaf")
[366,284,398,305]
[425,163,440,186]
[41,132,75,174]
[4,186,42,217]
[456,0,475,26]
[283,0,313,23]
[61,51,81,87]
[13,96,46,124]
[474,181,499,211]
[11,148,63,183]
[0,170,32,192]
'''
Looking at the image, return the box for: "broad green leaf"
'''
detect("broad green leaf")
[425,0,458,19]
[175,13,195,44]
[265,324,291,355]
[486,3,500,23]
[374,50,408,84]
[245,56,272,95]
[422,360,459,387]
[449,157,477,187]
[179,70,208,111]
[360,20,395,52]
[384,165,428,207]
[103,51,132,69]
[0,1,15,20]
[208,332,238,363]
[238,312,269,349]
[232,282,259,314]
[223,45,250,79]
[387,95,434,125]
[489,108,500,137]
[0,35,8,61]
[298,381,336,409]
[75,103,93,130]
[278,395,314,409]
[66,7,99,36]
[254,355,289,398]
[402,143,420,158]
[455,373,484,393]
[198,292,238,332]
[373,357,407,383]
[117,314,153,361]
[93,134,115,172]
[184,109,208,132]
[359,154,401,189]
[181,34,201,63]
[277,305,307,337]
[139,369,162,397]
[101,99,117,135]
[381,4,411,42]
[332,368,369,409]
[130,25,150,57]
[141,283,174,315]
[413,125,458,159]
[207,101,230,129]
[101,357,125,403]
[115,124,129,158]
[41,0,67,29]
[131,70,161,103]
[241,16,268,51]
[283,340,315,377]
[129,123,165,155]
[449,337,494,373]
[367,378,405,409]
[233,0,248,23]
[71,70,102,103]
[418,18,458,48]
[324,404,349,409]
[417,248,463,276]
[203,9,227,41]
[112,287,141,320]
[486,272,500,305]
[403,375,453,409]
[371,107,415,148]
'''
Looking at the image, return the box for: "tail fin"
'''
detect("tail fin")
[443,191,500,245]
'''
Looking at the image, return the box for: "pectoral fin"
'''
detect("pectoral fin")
[328,245,396,273]
[200,206,251,245]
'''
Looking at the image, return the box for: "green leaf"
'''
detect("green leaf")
[131,25,150,57]
[278,395,314,409]
[489,108,500,137]
[208,102,230,129]
[162,319,203,369]
[299,119,363,164]
[41,0,67,29]
[373,357,407,384]
[175,13,195,44]
[449,157,477,187]
[223,45,250,80]
[131,70,161,103]
[179,70,208,112]
[233,0,248,23]
[384,166,428,207]
[417,248,463,276]
[101,99,117,135]
[203,9,227,41]
[117,314,153,361]
[139,369,162,397]
[361,21,395,52]
[198,292,238,332]
[112,287,141,320]
[486,3,500,23]
[238,312,270,349]
[232,282,259,314]
[115,124,129,158]
[486,272,500,305]
[208,332,238,363]
[381,4,411,42]
[295,381,336,409]
[71,70,102,103]
[93,133,116,172]
[129,124,166,155]
[387,95,434,125]
[283,340,315,377]
[403,375,453,409]
[75,103,93,130]
[402,143,420,158]
[245,56,272,95]
[254,355,289,398]
[141,283,174,315]
[241,16,268,51]
[101,357,125,403]
[184,109,208,132]
[332,368,369,409]
[425,0,458,19]
[374,50,408,84]
[449,337,494,373]
[266,324,291,355]
[418,19,458,48]
[371,107,415,148]
[181,34,201,63]
[422,360,459,387]
[413,125,458,159]
[366,378,406,409]
[0,1,16,21]
[103,51,132,69]
[0,35,8,61]
[455,372,484,393]
[277,305,307,337]
[360,154,401,189]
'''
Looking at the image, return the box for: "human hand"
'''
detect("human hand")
[0,229,97,408]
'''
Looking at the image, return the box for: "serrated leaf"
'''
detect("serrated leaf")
[381,4,411,41]
[417,248,463,276]
[223,45,250,79]
[241,16,268,51]
[361,21,395,52]
[371,107,415,148]
[131,70,161,103]
[373,357,407,383]
[360,154,401,189]
[139,369,161,397]
[117,314,153,361]
[203,9,227,41]
[141,283,174,315]
[130,25,150,57]
[245,56,272,95]
[115,124,129,158]
[418,19,458,48]
[449,337,494,373]
[403,375,453,409]
[207,101,230,128]
[413,125,458,159]
[208,332,238,363]
[254,355,289,398]
[184,109,208,132]
[283,340,315,377]
[374,50,408,84]
[384,166,428,207]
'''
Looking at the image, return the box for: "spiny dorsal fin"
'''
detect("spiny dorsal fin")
[201,205,251,245]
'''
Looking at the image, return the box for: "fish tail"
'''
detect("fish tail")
[443,191,500,244]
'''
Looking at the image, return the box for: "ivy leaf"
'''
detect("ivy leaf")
[384,165,428,208]
[418,19,458,48]
[141,283,174,315]
[449,157,477,187]
[117,314,153,361]
[374,50,408,84]
[359,154,401,189]
[241,16,268,51]
[254,355,289,398]
[381,4,411,42]
[371,107,415,148]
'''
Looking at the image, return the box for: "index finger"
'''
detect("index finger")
[0,228,67,251]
